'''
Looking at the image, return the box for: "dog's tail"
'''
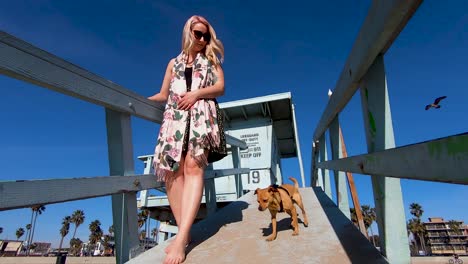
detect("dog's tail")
[289,177,299,189]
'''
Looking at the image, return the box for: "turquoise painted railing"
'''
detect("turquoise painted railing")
[0,30,247,264]
[311,1,467,264]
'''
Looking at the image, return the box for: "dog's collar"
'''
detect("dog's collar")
[271,184,291,197]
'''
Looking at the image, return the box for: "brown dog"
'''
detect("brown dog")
[254,177,309,241]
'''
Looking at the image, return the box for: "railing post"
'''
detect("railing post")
[204,164,217,215]
[231,146,243,198]
[360,55,410,263]
[105,109,140,264]
[291,104,306,187]
[139,156,154,207]
[339,127,368,238]
[319,134,332,199]
[329,117,351,219]
[312,141,322,189]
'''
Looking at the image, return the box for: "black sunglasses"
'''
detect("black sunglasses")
[193,30,211,42]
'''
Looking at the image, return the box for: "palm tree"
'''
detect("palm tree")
[24,224,32,247]
[409,203,424,219]
[102,235,112,256]
[89,220,103,255]
[409,203,426,252]
[26,208,35,253]
[69,238,83,256]
[350,208,357,226]
[145,210,151,248]
[108,225,114,239]
[361,205,377,246]
[16,228,25,240]
[137,210,148,229]
[89,220,102,239]
[138,209,151,249]
[407,218,425,254]
[28,205,46,255]
[448,220,462,235]
[139,230,147,241]
[58,216,71,253]
[151,228,158,244]
[29,243,37,252]
[70,210,85,240]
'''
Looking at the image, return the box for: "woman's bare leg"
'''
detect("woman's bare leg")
[164,151,207,264]
[164,154,185,253]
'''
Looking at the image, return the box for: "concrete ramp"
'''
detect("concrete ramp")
[127,187,388,264]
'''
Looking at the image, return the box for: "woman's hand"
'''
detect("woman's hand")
[178,90,200,110]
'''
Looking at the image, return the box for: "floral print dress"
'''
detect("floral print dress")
[153,52,227,181]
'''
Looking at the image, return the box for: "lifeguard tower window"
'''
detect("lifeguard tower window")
[215,92,304,192]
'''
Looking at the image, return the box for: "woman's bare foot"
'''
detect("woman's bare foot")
[165,234,191,254]
[163,238,187,264]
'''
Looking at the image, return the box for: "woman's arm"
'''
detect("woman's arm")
[196,64,225,99]
[147,58,175,103]
[178,64,224,110]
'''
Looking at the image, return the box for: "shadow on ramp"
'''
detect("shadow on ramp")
[126,199,249,263]
[128,188,389,263]
[186,200,249,253]
[313,187,388,264]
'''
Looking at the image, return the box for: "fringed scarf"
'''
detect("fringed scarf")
[153,52,221,181]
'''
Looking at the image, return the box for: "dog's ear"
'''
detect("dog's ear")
[254,188,259,195]
[268,186,275,193]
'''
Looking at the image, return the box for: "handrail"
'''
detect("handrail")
[0,168,250,212]
[0,31,164,123]
[316,133,468,185]
[225,134,248,150]
[311,1,428,263]
[0,175,163,211]
[0,29,249,263]
[313,0,422,141]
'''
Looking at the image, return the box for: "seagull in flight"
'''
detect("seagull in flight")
[425,96,447,110]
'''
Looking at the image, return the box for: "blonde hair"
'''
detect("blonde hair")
[181,15,224,66]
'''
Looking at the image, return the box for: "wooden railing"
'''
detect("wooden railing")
[311,1,467,264]
[0,30,248,264]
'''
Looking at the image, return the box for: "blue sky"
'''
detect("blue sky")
[0,1,467,248]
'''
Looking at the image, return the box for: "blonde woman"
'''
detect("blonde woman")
[148,15,226,264]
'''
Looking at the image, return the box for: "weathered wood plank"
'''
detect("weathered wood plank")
[292,103,306,187]
[319,134,332,199]
[360,55,409,262]
[0,31,164,123]
[231,146,243,198]
[313,0,422,141]
[0,175,163,211]
[329,116,350,219]
[0,167,250,211]
[136,155,154,207]
[204,168,250,180]
[317,133,468,185]
[127,188,388,264]
[137,134,247,152]
[311,142,320,188]
[204,177,217,215]
[105,109,138,264]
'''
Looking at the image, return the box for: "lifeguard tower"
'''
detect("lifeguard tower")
[137,92,305,243]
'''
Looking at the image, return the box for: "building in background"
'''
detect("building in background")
[0,240,23,256]
[30,242,52,256]
[424,217,467,256]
